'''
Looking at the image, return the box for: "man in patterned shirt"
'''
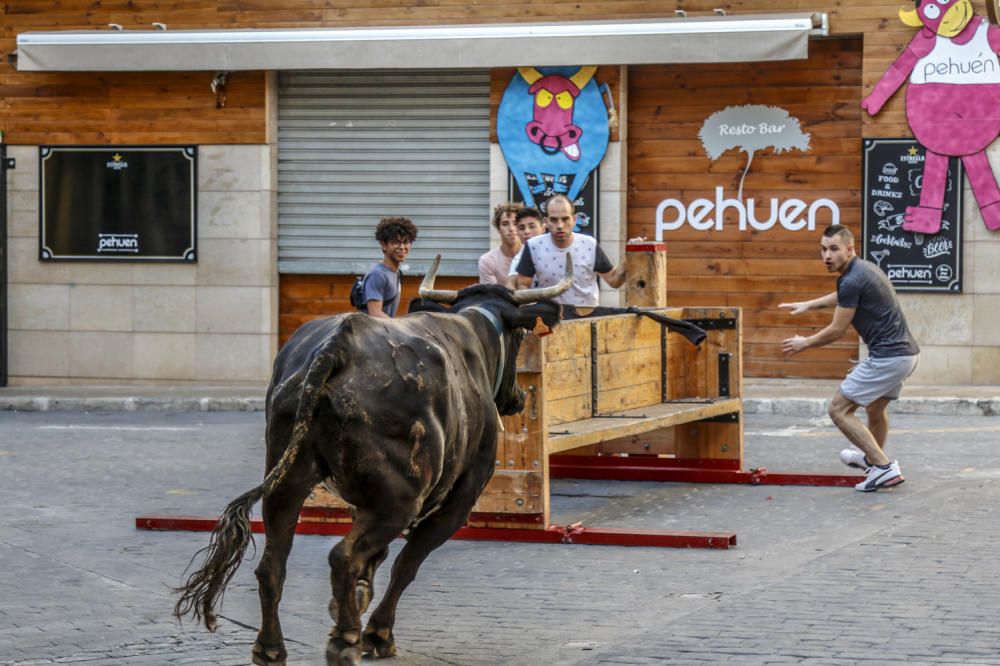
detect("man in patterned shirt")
[513,195,626,307]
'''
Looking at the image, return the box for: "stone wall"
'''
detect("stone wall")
[901,143,1000,385]
[4,144,277,385]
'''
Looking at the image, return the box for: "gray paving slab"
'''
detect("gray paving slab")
[1,410,999,665]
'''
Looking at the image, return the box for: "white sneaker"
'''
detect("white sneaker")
[855,461,904,492]
[839,448,869,470]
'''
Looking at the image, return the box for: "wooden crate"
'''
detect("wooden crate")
[303,306,743,531]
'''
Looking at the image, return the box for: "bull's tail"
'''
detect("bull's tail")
[173,329,345,631]
[173,485,264,631]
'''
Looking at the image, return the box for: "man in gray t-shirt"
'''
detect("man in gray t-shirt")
[361,217,418,319]
[780,224,919,493]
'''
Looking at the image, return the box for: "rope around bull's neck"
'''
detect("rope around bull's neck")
[464,306,505,399]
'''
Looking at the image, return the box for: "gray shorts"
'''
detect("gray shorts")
[839,354,919,407]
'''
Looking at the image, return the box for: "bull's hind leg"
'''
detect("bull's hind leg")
[328,545,388,621]
[252,458,323,666]
[327,513,410,666]
[363,470,486,658]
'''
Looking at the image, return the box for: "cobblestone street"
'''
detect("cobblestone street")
[2,410,999,665]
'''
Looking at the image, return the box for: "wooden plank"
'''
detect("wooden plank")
[595,315,661,354]
[304,483,351,511]
[546,397,742,454]
[472,469,543,514]
[554,426,677,456]
[595,380,661,414]
[673,419,743,462]
[547,393,592,426]
[597,349,660,392]
[543,357,591,401]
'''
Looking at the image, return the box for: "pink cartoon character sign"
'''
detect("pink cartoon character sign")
[863,0,1000,235]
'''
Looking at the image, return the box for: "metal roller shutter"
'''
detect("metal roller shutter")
[278,69,490,276]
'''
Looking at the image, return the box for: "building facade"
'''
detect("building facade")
[2,1,998,385]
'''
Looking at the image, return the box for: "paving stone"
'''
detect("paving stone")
[3,411,1000,665]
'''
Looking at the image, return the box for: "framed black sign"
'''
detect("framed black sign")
[507,167,599,239]
[862,138,962,292]
[40,146,197,262]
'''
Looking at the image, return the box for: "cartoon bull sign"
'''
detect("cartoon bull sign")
[498,65,611,212]
[863,0,1000,235]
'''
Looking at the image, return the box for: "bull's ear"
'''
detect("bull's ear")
[517,301,562,330]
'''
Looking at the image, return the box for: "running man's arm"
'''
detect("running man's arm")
[778,291,838,315]
[782,305,855,355]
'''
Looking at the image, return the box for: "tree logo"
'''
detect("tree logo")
[698,105,812,199]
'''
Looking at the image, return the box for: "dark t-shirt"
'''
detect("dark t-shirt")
[837,258,919,358]
[362,262,401,317]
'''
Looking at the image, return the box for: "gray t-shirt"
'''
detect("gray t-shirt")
[362,262,401,317]
[837,258,919,358]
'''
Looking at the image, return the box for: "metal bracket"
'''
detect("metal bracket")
[592,413,648,419]
[660,326,668,402]
[718,352,731,397]
[590,321,598,417]
[684,316,736,330]
[699,412,740,424]
[2,157,14,170]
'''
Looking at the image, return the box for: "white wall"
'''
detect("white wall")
[4,144,278,385]
[900,141,1000,385]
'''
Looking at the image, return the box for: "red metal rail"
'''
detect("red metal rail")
[549,455,863,487]
[135,515,736,549]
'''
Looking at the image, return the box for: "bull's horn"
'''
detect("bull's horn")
[418,254,460,302]
[517,66,543,85]
[569,65,597,91]
[511,253,573,303]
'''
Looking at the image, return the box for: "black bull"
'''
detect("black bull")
[174,258,571,666]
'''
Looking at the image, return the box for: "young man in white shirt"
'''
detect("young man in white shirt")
[513,195,626,307]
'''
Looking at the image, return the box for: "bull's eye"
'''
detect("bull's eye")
[923,3,940,19]
[536,90,554,108]
[555,91,574,110]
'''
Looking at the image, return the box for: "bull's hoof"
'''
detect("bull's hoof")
[362,626,397,658]
[326,638,363,666]
[252,640,287,666]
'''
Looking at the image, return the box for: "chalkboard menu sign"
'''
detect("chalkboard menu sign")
[40,146,196,262]
[862,138,962,292]
[508,167,599,239]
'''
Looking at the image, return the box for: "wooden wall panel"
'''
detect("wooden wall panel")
[626,38,863,379]
[279,273,474,346]
[3,1,971,145]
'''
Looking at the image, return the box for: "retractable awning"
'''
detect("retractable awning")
[15,13,827,72]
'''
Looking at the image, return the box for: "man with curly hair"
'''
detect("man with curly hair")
[361,216,418,319]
